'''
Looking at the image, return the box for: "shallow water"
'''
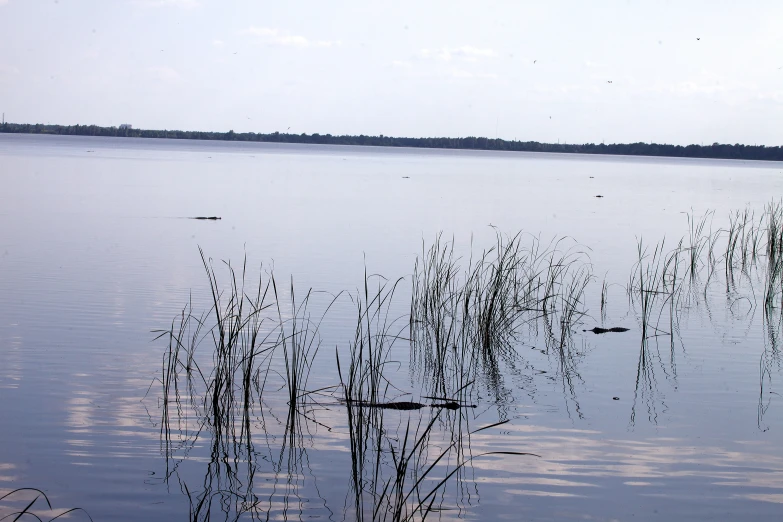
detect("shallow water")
[1,134,782,521]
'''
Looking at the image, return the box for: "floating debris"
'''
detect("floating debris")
[344,400,476,410]
[584,327,630,334]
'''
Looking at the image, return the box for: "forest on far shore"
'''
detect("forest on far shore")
[2,122,782,161]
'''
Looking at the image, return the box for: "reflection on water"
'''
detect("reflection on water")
[0,486,92,522]
[147,204,783,520]
[2,136,783,521]
[759,307,782,432]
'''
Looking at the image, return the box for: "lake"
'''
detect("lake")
[1,133,782,521]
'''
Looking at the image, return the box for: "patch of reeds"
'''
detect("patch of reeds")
[153,199,783,518]
[686,210,712,280]
[628,238,687,343]
[622,202,783,426]
[152,249,344,521]
[338,277,537,520]
[154,248,541,521]
[410,231,593,403]
[0,488,92,522]
[764,200,783,309]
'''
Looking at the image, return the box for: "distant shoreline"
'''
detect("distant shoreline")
[1,122,782,162]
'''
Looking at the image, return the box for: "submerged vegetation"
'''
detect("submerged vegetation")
[4,121,783,161]
[150,200,783,520]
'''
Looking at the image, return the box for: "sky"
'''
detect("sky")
[0,0,781,145]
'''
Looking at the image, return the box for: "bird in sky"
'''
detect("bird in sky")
[607,80,613,84]
[696,37,700,41]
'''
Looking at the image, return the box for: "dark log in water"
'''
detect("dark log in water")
[584,327,630,334]
[190,216,222,220]
[347,400,476,410]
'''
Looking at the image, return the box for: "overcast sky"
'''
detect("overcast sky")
[1,0,781,145]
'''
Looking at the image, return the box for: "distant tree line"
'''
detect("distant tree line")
[1,121,782,161]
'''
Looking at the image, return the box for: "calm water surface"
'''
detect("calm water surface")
[1,134,782,521]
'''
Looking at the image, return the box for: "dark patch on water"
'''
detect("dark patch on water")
[584,326,630,334]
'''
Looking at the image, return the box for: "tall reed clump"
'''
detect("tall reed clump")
[410,231,593,402]
[154,250,341,522]
[192,249,278,440]
[338,272,406,520]
[628,238,685,343]
[626,238,690,427]
[340,271,407,407]
[273,277,341,440]
[154,251,275,454]
[764,200,783,310]
[723,208,765,289]
[539,241,593,351]
[686,210,713,280]
[410,234,477,399]
[337,268,540,522]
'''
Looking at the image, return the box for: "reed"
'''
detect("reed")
[410,231,592,402]
[764,200,783,309]
[686,209,712,280]
[628,238,685,343]
[149,203,783,520]
[0,488,92,522]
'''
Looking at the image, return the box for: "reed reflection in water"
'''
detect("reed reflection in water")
[152,201,783,520]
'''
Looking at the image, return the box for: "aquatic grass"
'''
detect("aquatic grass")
[623,204,783,426]
[272,276,342,438]
[340,270,407,408]
[334,262,540,521]
[0,488,93,522]
[686,209,712,280]
[152,250,339,522]
[410,231,593,403]
[764,200,783,309]
[151,200,783,521]
[626,238,688,427]
[343,391,536,522]
[599,275,609,321]
[628,238,687,343]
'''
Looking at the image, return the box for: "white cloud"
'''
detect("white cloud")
[242,27,339,48]
[448,68,498,80]
[211,39,225,48]
[133,0,199,7]
[148,66,181,83]
[0,64,20,78]
[313,40,340,48]
[449,68,474,78]
[417,46,496,62]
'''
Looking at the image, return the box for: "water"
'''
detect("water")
[1,133,782,521]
